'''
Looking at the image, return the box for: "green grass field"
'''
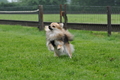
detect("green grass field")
[0,14,120,24]
[0,24,120,80]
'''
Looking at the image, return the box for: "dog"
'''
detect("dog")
[44,22,74,58]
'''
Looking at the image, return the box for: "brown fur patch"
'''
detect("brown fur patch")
[65,43,72,58]
[50,22,62,30]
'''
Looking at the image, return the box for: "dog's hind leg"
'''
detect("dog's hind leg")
[64,43,72,58]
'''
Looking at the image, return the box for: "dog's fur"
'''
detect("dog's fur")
[45,22,74,58]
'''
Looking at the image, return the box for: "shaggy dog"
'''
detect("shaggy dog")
[45,22,74,58]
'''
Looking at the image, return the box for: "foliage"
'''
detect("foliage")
[0,25,120,80]
[0,0,120,7]
[19,0,67,6]
[71,0,120,6]
[0,0,8,3]
[0,0,120,11]
[0,2,19,7]
[116,0,120,6]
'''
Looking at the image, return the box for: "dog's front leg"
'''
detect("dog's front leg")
[49,43,54,51]
[47,41,54,51]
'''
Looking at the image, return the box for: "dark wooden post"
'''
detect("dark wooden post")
[38,5,44,30]
[60,4,62,23]
[107,6,112,36]
[64,4,68,30]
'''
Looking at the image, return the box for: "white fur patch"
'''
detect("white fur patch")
[46,29,64,41]
[45,26,50,32]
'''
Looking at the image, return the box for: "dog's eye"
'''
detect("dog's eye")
[52,26,55,28]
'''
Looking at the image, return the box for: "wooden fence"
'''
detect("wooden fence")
[0,5,120,36]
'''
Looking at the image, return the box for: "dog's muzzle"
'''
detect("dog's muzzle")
[49,26,53,30]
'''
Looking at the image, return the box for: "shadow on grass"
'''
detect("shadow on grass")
[91,31,107,37]
[55,55,70,59]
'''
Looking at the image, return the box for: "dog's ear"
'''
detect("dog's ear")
[59,23,64,28]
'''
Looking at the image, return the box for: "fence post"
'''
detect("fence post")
[64,4,68,30]
[38,5,44,30]
[107,6,112,36]
[60,4,62,23]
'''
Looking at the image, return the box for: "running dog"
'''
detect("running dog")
[44,22,74,58]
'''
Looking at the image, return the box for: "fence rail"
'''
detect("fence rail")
[0,9,39,14]
[0,20,119,32]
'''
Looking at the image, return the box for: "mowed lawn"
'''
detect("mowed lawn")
[0,24,120,80]
[0,14,120,24]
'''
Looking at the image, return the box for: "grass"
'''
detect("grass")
[0,24,120,80]
[0,14,120,24]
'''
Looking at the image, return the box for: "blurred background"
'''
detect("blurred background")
[1,0,119,7]
[0,0,120,24]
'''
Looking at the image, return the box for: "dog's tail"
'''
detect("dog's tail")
[65,30,74,41]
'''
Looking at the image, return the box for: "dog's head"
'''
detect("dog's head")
[45,22,64,32]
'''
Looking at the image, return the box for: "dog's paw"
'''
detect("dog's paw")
[57,45,62,50]
[48,46,54,51]
[57,47,61,50]
[50,47,54,51]
[57,45,64,53]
